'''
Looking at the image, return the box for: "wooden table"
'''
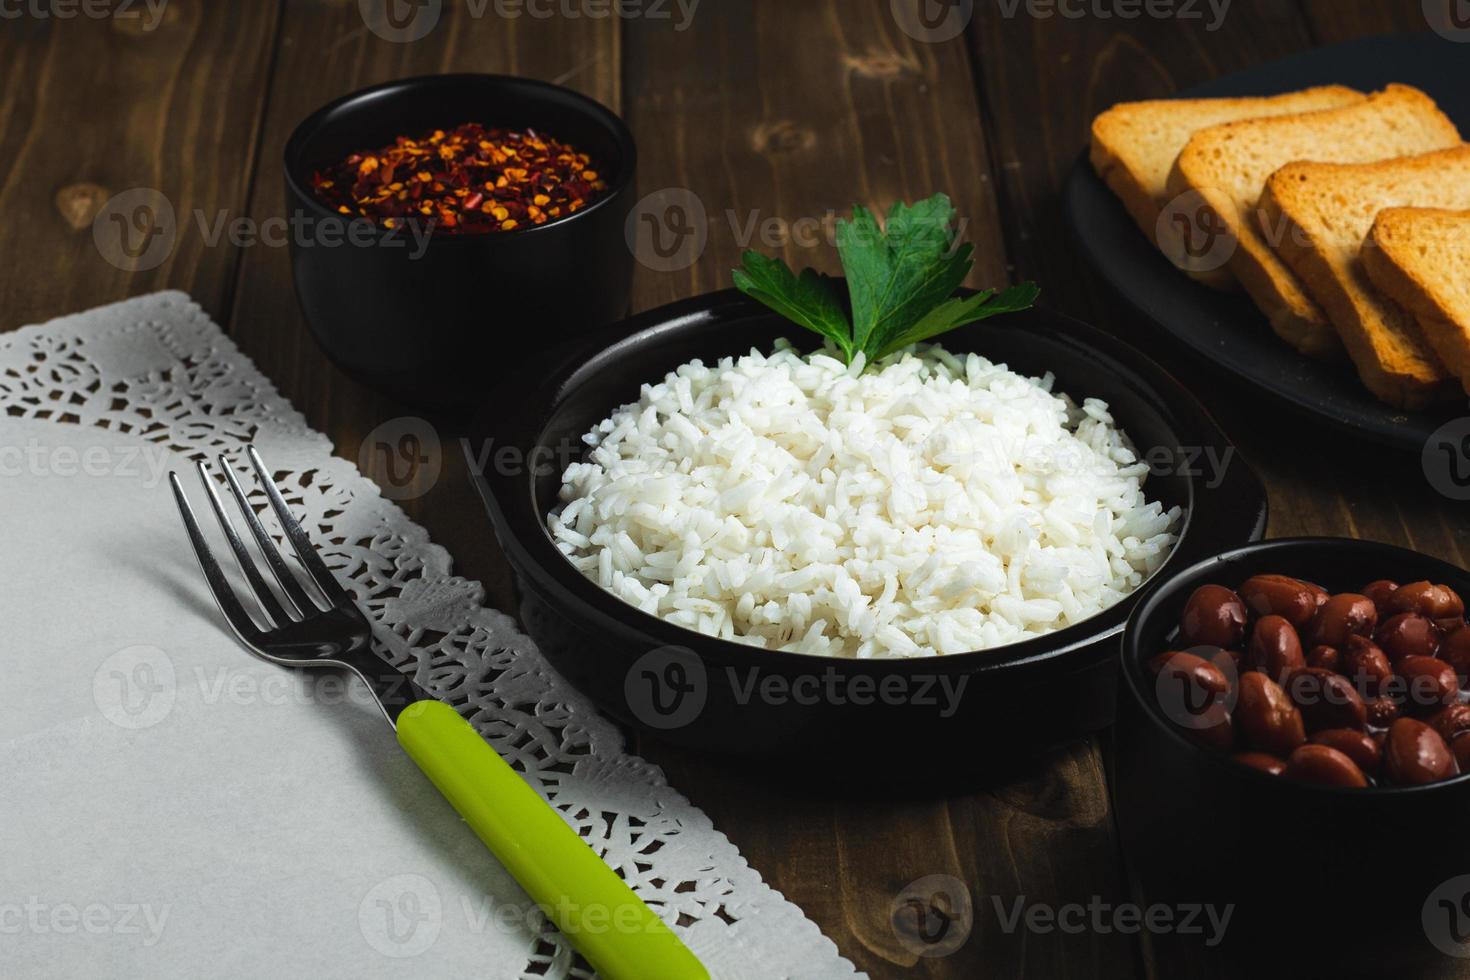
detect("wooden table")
[6,2,1468,976]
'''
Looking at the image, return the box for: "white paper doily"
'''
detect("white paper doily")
[0,292,861,980]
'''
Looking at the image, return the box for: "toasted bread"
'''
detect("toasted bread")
[1169,85,1461,358]
[1260,146,1470,410]
[1363,208,1470,397]
[1089,86,1363,289]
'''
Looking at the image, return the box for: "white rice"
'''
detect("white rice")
[547,340,1182,658]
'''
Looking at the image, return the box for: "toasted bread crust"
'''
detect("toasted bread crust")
[1089,126,1173,252]
[1261,149,1470,410]
[1169,85,1460,360]
[1364,208,1470,396]
[1089,86,1363,291]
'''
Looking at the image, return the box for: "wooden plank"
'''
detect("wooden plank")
[223,1,621,611]
[623,3,1135,977]
[0,0,280,329]
[1301,0,1435,40]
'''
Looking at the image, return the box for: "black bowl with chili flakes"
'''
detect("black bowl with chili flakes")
[284,74,636,415]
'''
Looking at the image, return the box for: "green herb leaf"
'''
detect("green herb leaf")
[731,194,1038,372]
[840,195,966,357]
[733,251,854,360]
[875,282,1042,359]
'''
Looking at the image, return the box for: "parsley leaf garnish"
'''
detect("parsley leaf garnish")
[733,193,1038,368]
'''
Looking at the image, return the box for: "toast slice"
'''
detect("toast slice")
[1363,208,1470,397]
[1259,146,1470,410]
[1168,85,1462,358]
[1089,86,1363,289]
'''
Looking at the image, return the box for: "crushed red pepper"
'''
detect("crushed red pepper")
[310,123,609,234]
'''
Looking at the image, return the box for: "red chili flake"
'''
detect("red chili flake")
[310,122,610,235]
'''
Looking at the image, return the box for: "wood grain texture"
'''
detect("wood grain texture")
[223,0,621,615]
[3,2,1469,977]
[624,3,1134,977]
[0,0,279,328]
[1301,0,1437,40]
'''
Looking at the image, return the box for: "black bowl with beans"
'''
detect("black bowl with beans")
[1116,538,1470,976]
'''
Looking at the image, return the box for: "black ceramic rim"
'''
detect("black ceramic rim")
[471,288,1269,680]
[282,73,637,244]
[1122,536,1470,797]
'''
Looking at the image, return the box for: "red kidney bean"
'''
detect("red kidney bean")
[1374,613,1442,662]
[1282,744,1369,788]
[1311,728,1383,776]
[1149,651,1230,704]
[1306,644,1341,672]
[1307,594,1378,649]
[1210,647,1242,674]
[1342,636,1394,697]
[1246,615,1306,682]
[1182,702,1235,753]
[1427,704,1470,745]
[1179,584,1249,649]
[1387,581,1466,621]
[1237,672,1307,758]
[1366,696,1400,728]
[1285,667,1368,733]
[1238,575,1320,629]
[1233,751,1287,776]
[1361,579,1400,614]
[1384,718,1458,785]
[1453,733,1470,774]
[1442,626,1470,686]
[1395,656,1459,712]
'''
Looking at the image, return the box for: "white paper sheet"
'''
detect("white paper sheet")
[1,419,539,977]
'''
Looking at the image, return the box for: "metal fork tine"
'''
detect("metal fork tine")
[169,473,268,647]
[217,456,319,617]
[246,446,356,610]
[195,461,294,628]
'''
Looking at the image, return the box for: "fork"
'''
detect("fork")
[170,448,707,980]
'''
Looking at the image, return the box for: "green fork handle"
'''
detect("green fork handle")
[396,700,708,980]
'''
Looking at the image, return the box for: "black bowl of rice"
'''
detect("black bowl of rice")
[468,288,1267,776]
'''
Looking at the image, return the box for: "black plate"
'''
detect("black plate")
[467,289,1267,779]
[1065,33,1470,452]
